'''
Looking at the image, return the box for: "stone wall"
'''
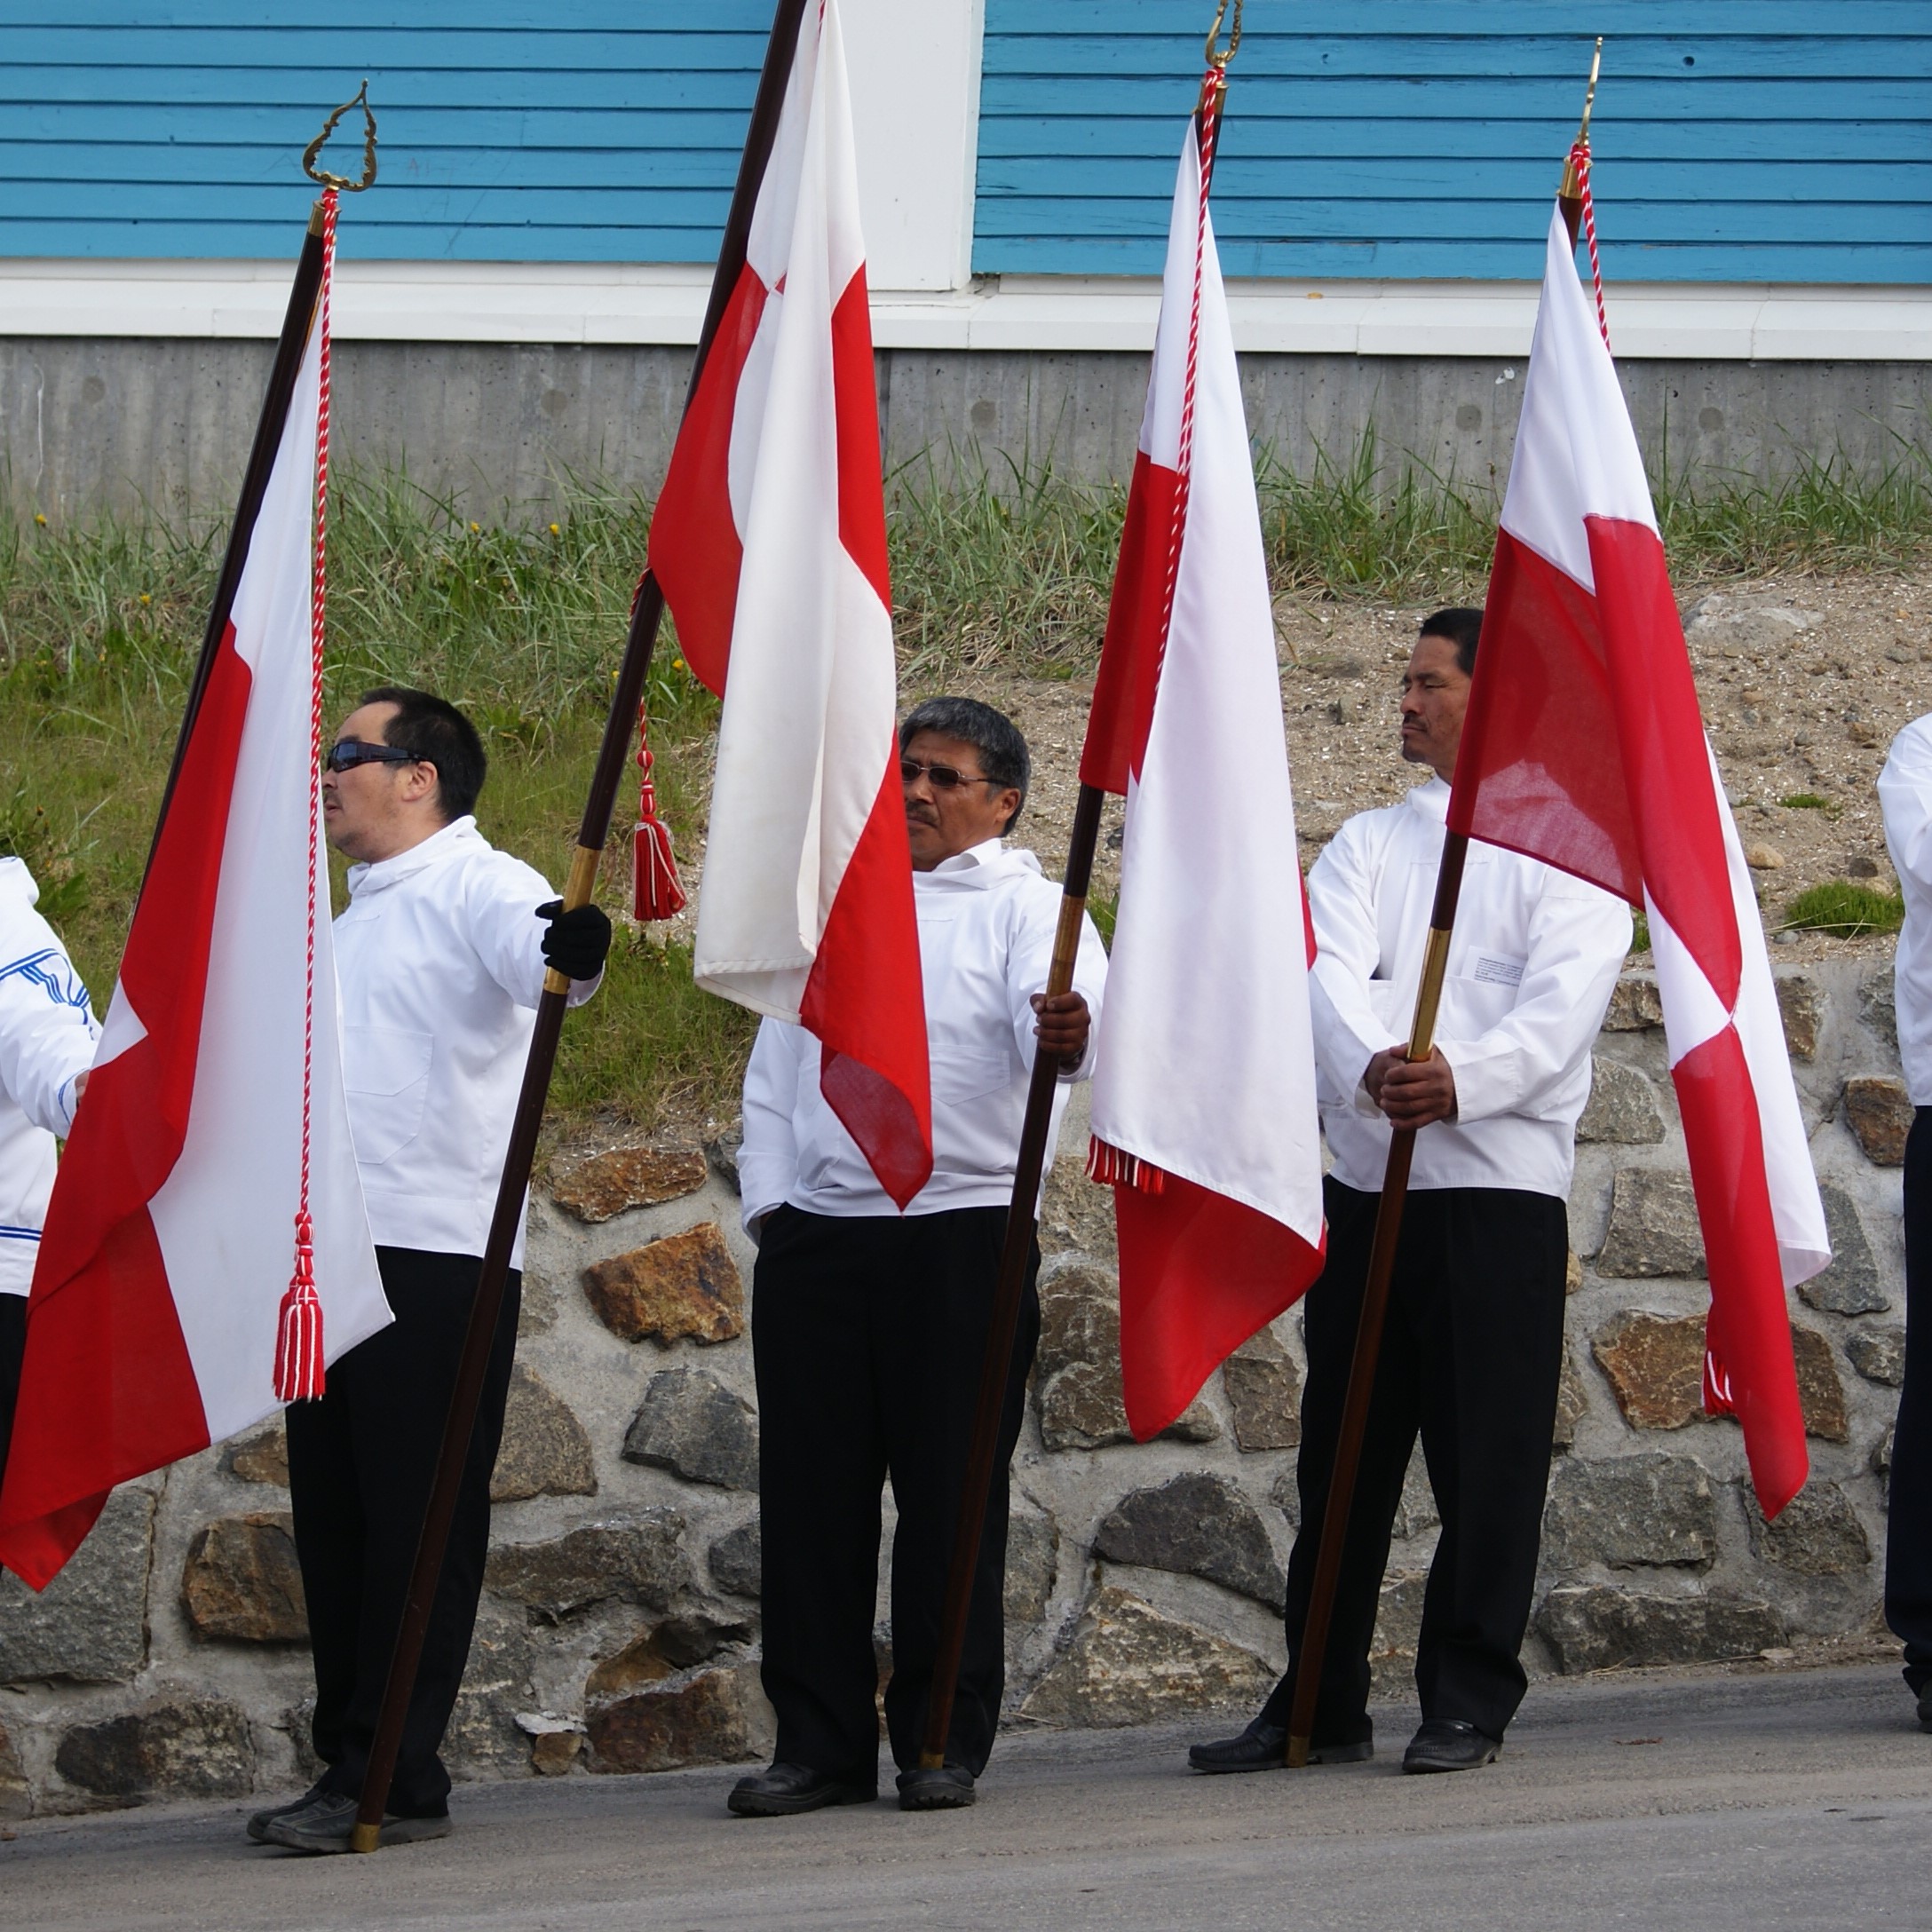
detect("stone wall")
[0,962,1906,1815]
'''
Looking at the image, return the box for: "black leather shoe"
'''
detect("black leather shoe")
[1403,1719,1500,1773]
[1188,1721,1373,1773]
[896,1763,975,1810]
[727,1762,877,1817]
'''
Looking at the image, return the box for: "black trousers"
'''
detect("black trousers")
[751,1203,1039,1782]
[0,1291,23,1494]
[286,1246,519,1815]
[1888,1110,1932,1694]
[1260,1177,1568,1745]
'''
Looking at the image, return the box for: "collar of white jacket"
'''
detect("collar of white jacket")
[344,814,486,899]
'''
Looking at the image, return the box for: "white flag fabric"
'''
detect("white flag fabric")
[0,262,387,1588]
[650,0,930,1208]
[1081,111,1326,1438]
[1450,204,1828,1515]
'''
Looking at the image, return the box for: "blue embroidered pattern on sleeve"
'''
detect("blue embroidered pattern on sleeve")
[0,948,92,1016]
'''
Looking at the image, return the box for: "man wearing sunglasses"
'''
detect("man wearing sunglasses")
[258,685,610,1854]
[730,696,1106,1819]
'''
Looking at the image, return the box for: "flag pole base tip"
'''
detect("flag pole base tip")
[348,1821,382,1855]
[1285,1736,1312,1770]
[916,1750,946,1773]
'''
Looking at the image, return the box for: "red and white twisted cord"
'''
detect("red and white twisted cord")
[1568,141,1610,350]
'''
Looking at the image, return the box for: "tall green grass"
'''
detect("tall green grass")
[4,438,1928,1126]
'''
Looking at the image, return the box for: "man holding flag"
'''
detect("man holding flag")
[731,697,1105,1817]
[1191,606,1630,1778]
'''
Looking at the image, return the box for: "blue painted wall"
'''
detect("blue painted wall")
[975,2,1932,283]
[3,4,1926,281]
[0,1,770,260]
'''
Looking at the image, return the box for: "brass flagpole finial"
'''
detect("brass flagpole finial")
[1200,0,1243,115]
[1204,0,1243,67]
[1558,39,1603,197]
[304,80,379,194]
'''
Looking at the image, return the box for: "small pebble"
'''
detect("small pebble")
[1744,843,1786,870]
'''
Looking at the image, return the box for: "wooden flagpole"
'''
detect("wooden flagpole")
[349,0,809,1851]
[917,0,1243,1777]
[1282,43,1603,1770]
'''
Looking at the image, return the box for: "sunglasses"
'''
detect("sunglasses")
[899,756,1003,792]
[324,740,420,774]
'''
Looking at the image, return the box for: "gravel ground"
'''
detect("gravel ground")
[964,566,1932,971]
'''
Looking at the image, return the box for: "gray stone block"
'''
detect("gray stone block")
[708,1518,761,1601]
[1092,1473,1286,1611]
[1595,1170,1706,1279]
[54,1696,255,1801]
[1018,1587,1273,1727]
[1034,1262,1217,1451]
[445,1602,536,1779]
[1798,1185,1888,1316]
[0,1487,154,1685]
[622,1368,758,1491]
[485,1511,691,1620]
[1847,1325,1907,1387]
[491,1364,598,1502]
[1577,1057,1667,1144]
[1745,1480,1873,1577]
[1536,1587,1785,1673]
[1004,1509,1059,1625]
[1221,1326,1301,1451]
[1603,977,1664,1032]
[1541,1453,1718,1573]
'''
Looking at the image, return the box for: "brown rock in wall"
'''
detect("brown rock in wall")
[1844,1077,1912,1167]
[582,1223,744,1345]
[550,1144,709,1223]
[180,1514,308,1643]
[587,1664,771,1773]
[1590,1309,1846,1442]
[1791,1326,1849,1444]
[1775,976,1823,1061]
[225,1423,289,1487]
[1591,1310,1706,1430]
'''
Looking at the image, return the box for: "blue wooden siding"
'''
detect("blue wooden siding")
[974,2,1932,282]
[0,2,771,260]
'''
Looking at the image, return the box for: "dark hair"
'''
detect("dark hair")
[1418,606,1483,676]
[899,695,1030,833]
[362,685,487,822]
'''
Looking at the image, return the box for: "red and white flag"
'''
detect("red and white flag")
[1450,201,1829,1516]
[649,0,930,1208]
[0,225,388,1588]
[1081,95,1326,1440]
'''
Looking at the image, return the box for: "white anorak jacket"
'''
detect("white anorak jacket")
[1881,715,1932,1106]
[739,838,1108,1229]
[334,817,598,1269]
[0,859,100,1296]
[1309,776,1631,1200]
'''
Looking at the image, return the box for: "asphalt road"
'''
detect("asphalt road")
[4,1662,1928,1932]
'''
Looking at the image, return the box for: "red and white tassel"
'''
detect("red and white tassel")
[632,725,687,923]
[1087,1136,1168,1195]
[275,188,337,1405]
[274,1212,326,1401]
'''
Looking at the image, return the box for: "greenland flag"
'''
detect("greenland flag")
[1449,204,1828,1516]
[1081,109,1326,1440]
[0,285,388,1588]
[649,0,930,1208]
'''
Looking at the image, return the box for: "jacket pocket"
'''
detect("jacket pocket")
[930,1045,1013,1107]
[341,1025,433,1166]
[1437,970,1520,1043]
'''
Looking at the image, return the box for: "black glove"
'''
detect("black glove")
[536,899,614,982]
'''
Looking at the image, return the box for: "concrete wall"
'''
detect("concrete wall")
[0,960,1908,1817]
[5,337,1928,527]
